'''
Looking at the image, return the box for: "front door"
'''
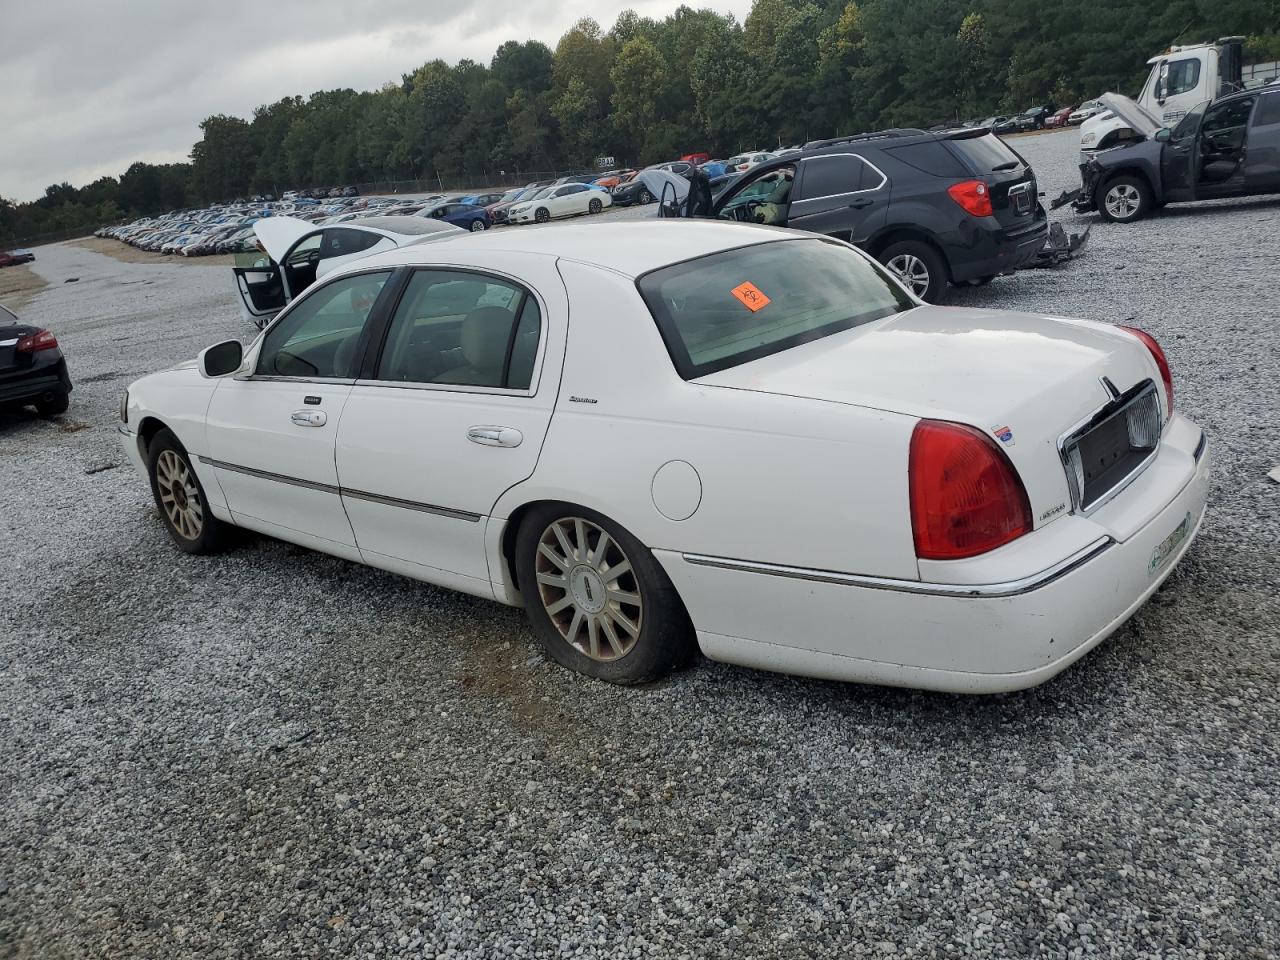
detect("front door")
[787,153,889,243]
[205,270,395,551]
[335,258,565,588]
[1160,102,1207,202]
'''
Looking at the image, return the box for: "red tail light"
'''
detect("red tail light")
[15,329,58,353]
[946,179,993,217]
[909,420,1032,560]
[1118,325,1173,416]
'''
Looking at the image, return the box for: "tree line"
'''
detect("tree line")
[4,0,1278,245]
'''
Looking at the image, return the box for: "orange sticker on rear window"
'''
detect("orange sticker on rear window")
[730,281,771,312]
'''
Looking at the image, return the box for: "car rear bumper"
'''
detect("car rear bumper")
[0,356,73,406]
[945,205,1050,281]
[657,415,1209,693]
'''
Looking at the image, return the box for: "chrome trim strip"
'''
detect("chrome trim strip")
[196,456,481,522]
[682,537,1114,598]
[341,487,481,523]
[1193,431,1207,462]
[199,457,340,495]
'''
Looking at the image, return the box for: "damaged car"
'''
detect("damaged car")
[1058,89,1280,223]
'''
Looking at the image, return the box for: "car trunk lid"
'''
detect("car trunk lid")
[0,324,40,373]
[695,305,1159,528]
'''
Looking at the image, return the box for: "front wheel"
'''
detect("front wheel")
[534,207,551,223]
[147,428,232,554]
[638,189,653,204]
[879,240,948,303]
[588,197,603,214]
[470,218,488,232]
[515,504,692,684]
[1098,175,1151,223]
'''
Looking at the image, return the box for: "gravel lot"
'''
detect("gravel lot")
[3,128,1279,960]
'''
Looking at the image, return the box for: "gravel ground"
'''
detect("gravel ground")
[3,128,1279,960]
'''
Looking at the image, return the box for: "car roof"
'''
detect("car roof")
[349,215,461,235]
[335,220,789,280]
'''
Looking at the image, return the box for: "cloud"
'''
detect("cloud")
[1,0,751,202]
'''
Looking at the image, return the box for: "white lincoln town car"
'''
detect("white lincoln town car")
[119,221,1209,692]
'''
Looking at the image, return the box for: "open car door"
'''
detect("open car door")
[231,216,317,328]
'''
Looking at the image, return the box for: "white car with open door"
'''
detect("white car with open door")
[121,221,1209,693]
[505,183,611,224]
[233,215,462,328]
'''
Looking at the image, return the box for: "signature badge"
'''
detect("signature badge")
[992,425,1015,446]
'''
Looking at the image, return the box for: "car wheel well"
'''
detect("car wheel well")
[867,229,951,281]
[136,416,170,456]
[1097,167,1155,202]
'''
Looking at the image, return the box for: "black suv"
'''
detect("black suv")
[706,127,1048,301]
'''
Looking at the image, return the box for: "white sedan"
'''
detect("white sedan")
[120,221,1209,693]
[506,183,611,224]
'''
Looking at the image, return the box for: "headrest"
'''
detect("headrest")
[460,307,514,372]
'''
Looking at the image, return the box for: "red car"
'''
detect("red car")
[0,250,36,268]
[1045,106,1075,128]
[679,152,711,165]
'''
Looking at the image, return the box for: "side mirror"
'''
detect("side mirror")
[1155,128,1172,142]
[198,339,244,378]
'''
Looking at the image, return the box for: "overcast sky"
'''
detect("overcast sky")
[1,1,753,202]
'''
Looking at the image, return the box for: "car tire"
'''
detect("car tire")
[638,189,653,204]
[534,208,550,223]
[879,240,948,303]
[515,503,693,685]
[35,393,70,416]
[588,197,603,214]
[147,427,231,555]
[470,219,488,232]
[1097,175,1151,224]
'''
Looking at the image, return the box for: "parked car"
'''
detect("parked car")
[990,116,1018,133]
[1064,89,1280,223]
[706,126,1049,302]
[679,152,711,164]
[487,187,541,224]
[1016,105,1055,130]
[507,183,612,223]
[458,193,506,208]
[1045,105,1076,128]
[592,170,636,190]
[611,174,657,206]
[119,220,1209,693]
[0,250,36,267]
[416,202,493,232]
[727,152,774,172]
[1069,100,1106,124]
[1,303,72,416]
[232,215,464,327]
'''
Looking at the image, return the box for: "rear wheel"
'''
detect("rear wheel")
[35,393,69,416]
[879,240,948,303]
[588,197,603,214]
[515,504,692,684]
[147,428,231,554]
[534,207,551,223]
[1098,175,1150,223]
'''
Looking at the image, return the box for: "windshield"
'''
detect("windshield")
[637,238,914,380]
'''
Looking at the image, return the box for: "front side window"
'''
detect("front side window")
[285,233,322,266]
[717,166,795,224]
[1164,58,1201,97]
[1171,100,1208,139]
[256,271,390,379]
[376,270,541,390]
[638,238,914,380]
[797,155,865,199]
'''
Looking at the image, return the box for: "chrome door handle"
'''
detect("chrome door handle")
[467,425,523,447]
[291,410,327,427]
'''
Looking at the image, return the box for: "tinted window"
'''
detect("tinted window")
[638,238,913,380]
[1256,93,1280,127]
[376,270,541,389]
[1165,58,1201,96]
[322,228,382,258]
[257,271,390,379]
[943,133,1022,173]
[885,140,968,178]
[797,155,864,199]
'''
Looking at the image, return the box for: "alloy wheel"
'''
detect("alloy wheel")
[1104,183,1140,220]
[639,190,653,204]
[470,219,488,232]
[589,198,602,214]
[155,449,204,540]
[535,208,550,223]
[534,517,643,661]
[886,253,931,296]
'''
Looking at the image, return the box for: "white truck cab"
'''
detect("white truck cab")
[1080,36,1250,156]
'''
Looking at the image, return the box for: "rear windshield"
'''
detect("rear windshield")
[945,133,1023,173]
[637,238,913,380]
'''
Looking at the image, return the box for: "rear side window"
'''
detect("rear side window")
[797,155,864,198]
[1256,93,1280,127]
[638,238,913,380]
[884,140,969,178]
[943,133,1023,173]
[322,228,383,258]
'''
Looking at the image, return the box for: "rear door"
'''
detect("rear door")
[788,153,888,243]
[1197,95,1255,198]
[1246,90,1280,193]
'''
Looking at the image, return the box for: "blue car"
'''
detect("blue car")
[417,202,492,232]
